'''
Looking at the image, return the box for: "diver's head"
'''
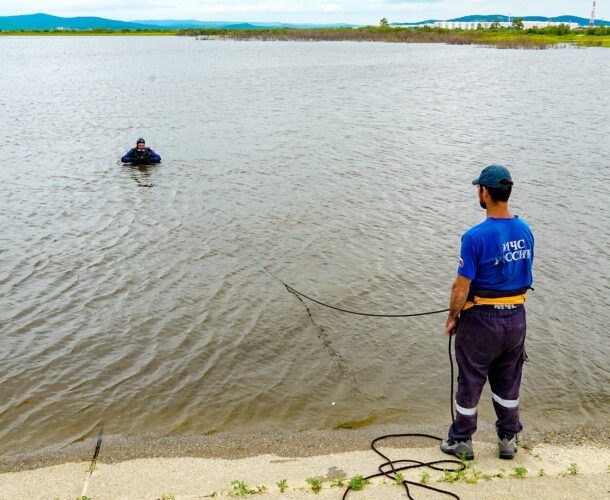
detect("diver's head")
[136,138,146,149]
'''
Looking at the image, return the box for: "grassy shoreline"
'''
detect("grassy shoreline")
[0,26,610,49]
[2,26,609,47]
[182,26,610,48]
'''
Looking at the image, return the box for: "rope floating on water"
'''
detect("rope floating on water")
[263,268,449,318]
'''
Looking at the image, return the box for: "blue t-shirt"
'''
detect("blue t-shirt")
[457,216,534,291]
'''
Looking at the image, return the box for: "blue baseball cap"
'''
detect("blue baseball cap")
[136,137,145,144]
[472,165,513,190]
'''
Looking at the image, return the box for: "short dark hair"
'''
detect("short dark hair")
[485,184,512,202]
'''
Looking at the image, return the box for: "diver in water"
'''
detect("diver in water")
[121,138,161,164]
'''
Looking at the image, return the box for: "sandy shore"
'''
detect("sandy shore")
[1,424,608,499]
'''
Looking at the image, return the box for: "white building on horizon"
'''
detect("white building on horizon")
[432,20,579,30]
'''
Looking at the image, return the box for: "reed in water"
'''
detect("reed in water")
[178,25,610,49]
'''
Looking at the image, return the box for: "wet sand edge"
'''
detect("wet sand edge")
[1,422,607,474]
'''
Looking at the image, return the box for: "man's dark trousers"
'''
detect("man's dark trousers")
[449,305,527,440]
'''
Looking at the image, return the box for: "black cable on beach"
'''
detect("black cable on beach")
[265,269,464,499]
[343,433,464,499]
[81,425,104,498]
[342,336,463,499]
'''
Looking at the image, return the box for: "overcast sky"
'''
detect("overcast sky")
[0,1,606,24]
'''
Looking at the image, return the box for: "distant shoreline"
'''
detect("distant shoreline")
[2,26,609,48]
[0,30,177,36]
[183,26,610,48]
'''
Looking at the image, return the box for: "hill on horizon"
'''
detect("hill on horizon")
[392,14,610,27]
[0,13,162,30]
[0,13,355,31]
[133,19,354,29]
[1,12,609,31]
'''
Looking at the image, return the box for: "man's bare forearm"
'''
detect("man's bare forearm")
[449,280,469,319]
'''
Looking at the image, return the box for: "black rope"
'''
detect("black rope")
[283,275,363,391]
[265,269,463,499]
[449,334,456,424]
[90,425,104,471]
[263,268,449,317]
[81,425,104,498]
[342,436,464,500]
[342,336,463,499]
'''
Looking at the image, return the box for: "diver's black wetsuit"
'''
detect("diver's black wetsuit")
[121,147,161,164]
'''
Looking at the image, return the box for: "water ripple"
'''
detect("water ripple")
[0,38,608,455]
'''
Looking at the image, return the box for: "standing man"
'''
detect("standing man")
[441,165,534,461]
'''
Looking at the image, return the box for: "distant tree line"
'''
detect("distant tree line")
[176,26,550,48]
[4,24,607,42]
[175,25,610,48]
[525,25,572,35]
[584,26,610,35]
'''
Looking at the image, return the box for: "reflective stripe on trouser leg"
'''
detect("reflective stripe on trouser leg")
[492,393,519,408]
[492,392,523,437]
[450,398,479,440]
[455,401,477,416]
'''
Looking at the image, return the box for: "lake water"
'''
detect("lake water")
[0,36,608,456]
